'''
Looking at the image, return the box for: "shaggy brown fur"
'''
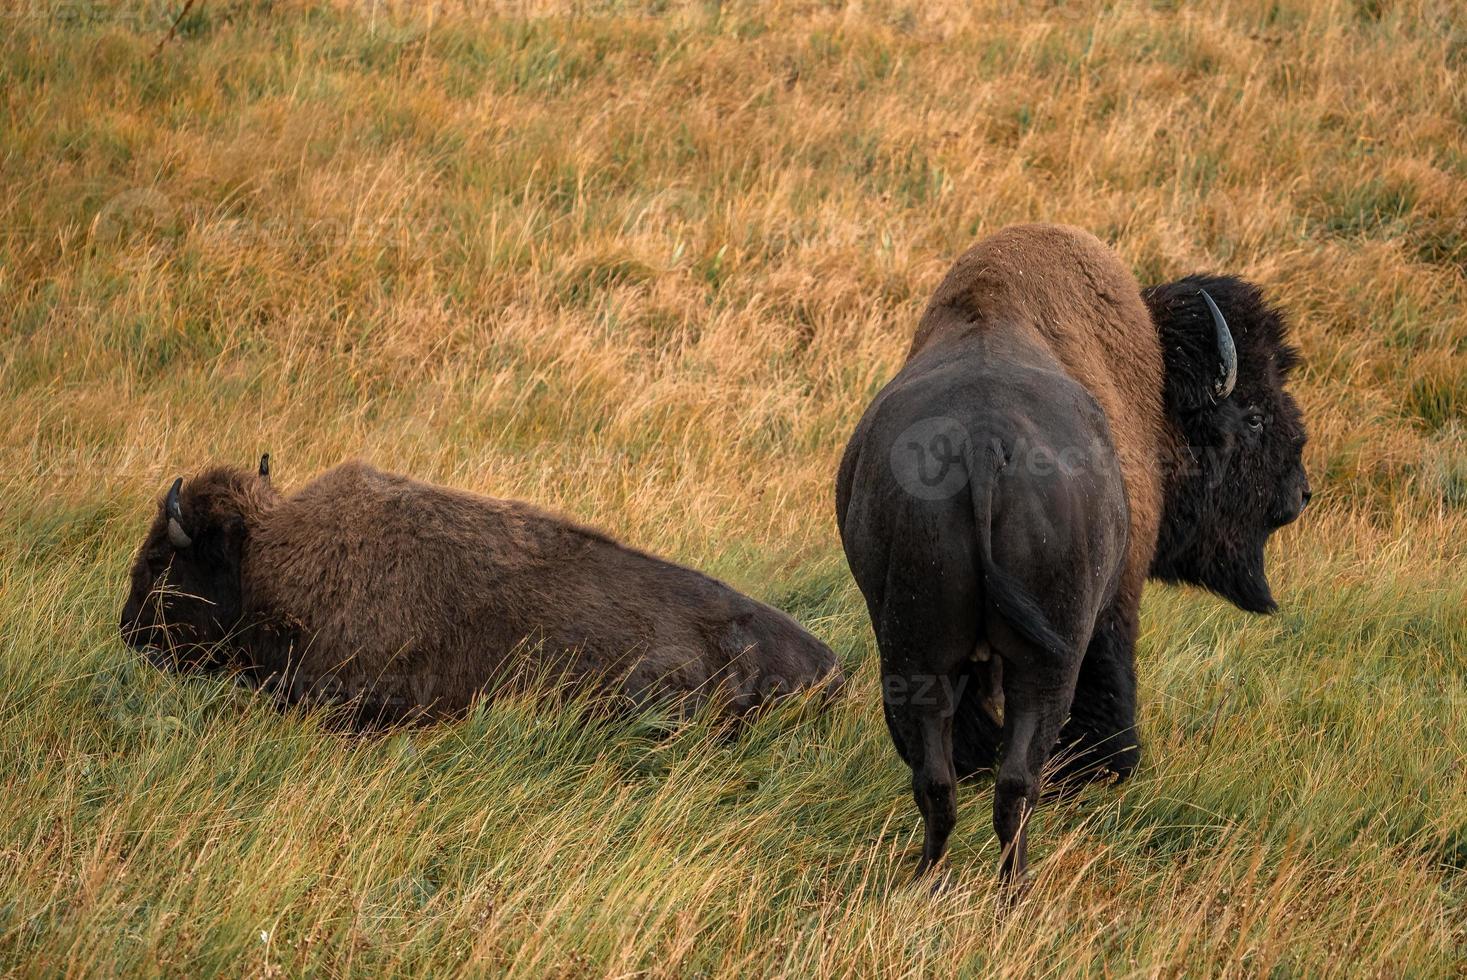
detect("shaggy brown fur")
[121,460,844,725]
[837,223,1308,886]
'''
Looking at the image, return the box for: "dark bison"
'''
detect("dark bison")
[121,458,843,725]
[836,224,1308,884]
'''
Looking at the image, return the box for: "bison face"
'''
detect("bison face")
[119,463,266,671]
[1145,276,1309,614]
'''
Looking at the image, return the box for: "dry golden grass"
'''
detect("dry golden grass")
[1,0,1464,974]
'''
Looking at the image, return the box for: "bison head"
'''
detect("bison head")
[1145,276,1309,613]
[119,456,273,670]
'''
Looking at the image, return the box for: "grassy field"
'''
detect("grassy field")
[2,0,1465,974]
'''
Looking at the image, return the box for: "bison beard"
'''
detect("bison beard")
[836,224,1308,888]
[119,460,844,726]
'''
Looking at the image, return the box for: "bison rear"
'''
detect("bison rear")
[837,358,1128,883]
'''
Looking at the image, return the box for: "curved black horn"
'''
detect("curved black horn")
[165,477,192,548]
[1200,289,1237,400]
[259,453,271,481]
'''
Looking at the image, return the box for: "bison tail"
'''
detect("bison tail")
[968,451,1072,663]
[980,556,1072,662]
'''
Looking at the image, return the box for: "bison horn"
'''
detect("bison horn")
[258,453,270,482]
[1200,289,1237,401]
[165,477,192,549]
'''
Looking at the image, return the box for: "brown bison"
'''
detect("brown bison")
[836,224,1308,885]
[120,458,843,725]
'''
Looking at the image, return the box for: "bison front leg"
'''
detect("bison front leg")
[1053,601,1141,789]
[950,655,1005,780]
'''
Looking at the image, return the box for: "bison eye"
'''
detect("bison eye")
[1245,412,1265,432]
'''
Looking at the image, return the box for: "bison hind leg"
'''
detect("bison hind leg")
[893,695,959,880]
[991,640,1083,888]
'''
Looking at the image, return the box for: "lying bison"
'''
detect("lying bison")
[836,224,1308,885]
[120,458,843,725]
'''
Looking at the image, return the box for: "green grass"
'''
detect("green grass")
[2,0,1465,974]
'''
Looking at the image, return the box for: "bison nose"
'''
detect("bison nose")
[119,606,148,650]
[1301,487,1312,509]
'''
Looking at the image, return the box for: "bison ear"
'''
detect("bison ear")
[165,477,193,549]
[258,453,271,485]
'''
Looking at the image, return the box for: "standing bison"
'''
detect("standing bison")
[836,224,1308,885]
[120,458,843,725]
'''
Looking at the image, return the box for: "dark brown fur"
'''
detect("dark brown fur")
[121,461,844,725]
